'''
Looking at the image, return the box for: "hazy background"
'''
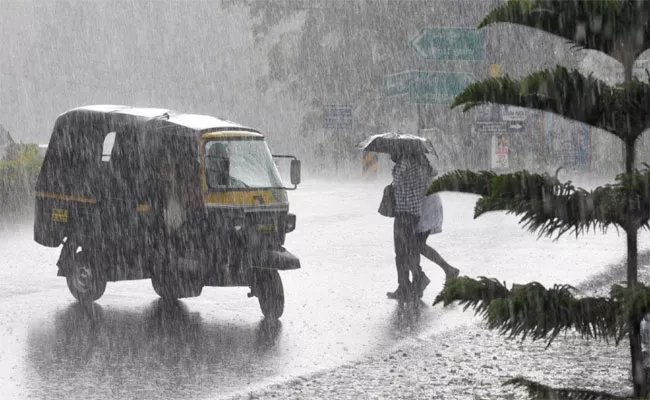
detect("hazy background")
[0,0,634,178]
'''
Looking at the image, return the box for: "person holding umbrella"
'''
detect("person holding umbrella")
[358,132,459,301]
[387,149,433,300]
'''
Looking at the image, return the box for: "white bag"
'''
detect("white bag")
[417,193,443,234]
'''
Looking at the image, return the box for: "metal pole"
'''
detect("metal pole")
[335,128,340,175]
[417,103,423,136]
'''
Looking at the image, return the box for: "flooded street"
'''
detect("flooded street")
[0,180,643,399]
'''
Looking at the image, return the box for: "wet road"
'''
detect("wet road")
[0,180,644,399]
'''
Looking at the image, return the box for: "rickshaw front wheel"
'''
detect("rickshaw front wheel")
[254,269,284,320]
[64,247,107,303]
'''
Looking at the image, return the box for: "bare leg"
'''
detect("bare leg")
[421,244,459,280]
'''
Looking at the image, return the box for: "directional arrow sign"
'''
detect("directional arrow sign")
[409,28,484,60]
[502,106,528,122]
[382,71,412,97]
[510,123,524,130]
[409,72,475,104]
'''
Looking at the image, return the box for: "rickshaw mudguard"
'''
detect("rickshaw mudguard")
[253,247,301,271]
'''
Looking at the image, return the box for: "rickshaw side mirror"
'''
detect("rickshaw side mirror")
[290,159,301,186]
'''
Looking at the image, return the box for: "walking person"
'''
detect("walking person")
[385,151,459,301]
[385,151,432,301]
[357,131,459,301]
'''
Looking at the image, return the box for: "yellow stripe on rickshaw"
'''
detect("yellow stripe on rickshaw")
[204,190,278,205]
[36,191,97,204]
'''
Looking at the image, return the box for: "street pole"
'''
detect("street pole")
[417,103,423,136]
[335,128,340,176]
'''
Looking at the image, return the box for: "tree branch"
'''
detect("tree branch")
[434,276,623,346]
[451,66,650,142]
[504,377,635,400]
[427,169,650,239]
[479,0,650,63]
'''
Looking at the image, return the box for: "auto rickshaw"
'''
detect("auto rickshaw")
[34,105,301,319]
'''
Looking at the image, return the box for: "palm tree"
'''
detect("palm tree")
[431,1,650,397]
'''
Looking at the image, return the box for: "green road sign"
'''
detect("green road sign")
[410,72,475,104]
[382,72,412,96]
[382,71,474,104]
[409,28,484,60]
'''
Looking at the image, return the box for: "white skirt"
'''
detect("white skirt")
[417,193,443,234]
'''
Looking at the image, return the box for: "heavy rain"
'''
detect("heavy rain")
[4,1,650,399]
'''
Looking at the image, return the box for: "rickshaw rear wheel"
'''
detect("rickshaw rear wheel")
[254,269,284,320]
[63,244,107,303]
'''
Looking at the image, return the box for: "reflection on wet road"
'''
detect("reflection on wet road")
[20,293,443,400]
[26,301,283,400]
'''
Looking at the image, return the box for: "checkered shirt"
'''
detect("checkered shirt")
[392,156,431,217]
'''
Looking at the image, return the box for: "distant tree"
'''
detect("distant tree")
[227,0,504,170]
[430,1,650,397]
[0,142,42,216]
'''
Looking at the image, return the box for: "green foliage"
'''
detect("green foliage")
[0,143,43,215]
[433,276,510,314]
[612,283,650,333]
[426,170,496,197]
[451,66,650,142]
[434,276,622,346]
[504,377,637,400]
[427,169,650,239]
[449,0,650,398]
[435,276,650,348]
[479,0,650,61]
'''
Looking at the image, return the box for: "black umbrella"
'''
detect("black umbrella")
[357,131,437,157]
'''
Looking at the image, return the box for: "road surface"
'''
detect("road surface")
[0,179,643,399]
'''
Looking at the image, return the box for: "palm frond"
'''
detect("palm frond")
[433,276,509,314]
[504,377,635,400]
[612,282,650,334]
[451,66,650,141]
[487,282,621,345]
[479,0,650,62]
[428,169,650,239]
[434,276,622,345]
[511,177,624,239]
[473,169,560,218]
[426,170,496,196]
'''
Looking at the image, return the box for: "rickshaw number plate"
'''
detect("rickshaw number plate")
[51,208,69,223]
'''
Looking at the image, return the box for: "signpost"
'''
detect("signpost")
[473,104,528,136]
[410,72,475,104]
[502,106,527,122]
[323,104,353,175]
[409,27,485,60]
[323,105,353,129]
[544,113,591,169]
[382,72,412,97]
[382,71,475,105]
[471,104,530,171]
[491,135,509,169]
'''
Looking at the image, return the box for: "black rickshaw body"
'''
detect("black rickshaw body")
[34,105,300,318]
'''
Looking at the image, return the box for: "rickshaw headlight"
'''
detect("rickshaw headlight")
[285,213,296,233]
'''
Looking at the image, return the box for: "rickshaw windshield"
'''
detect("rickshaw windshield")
[204,139,283,189]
